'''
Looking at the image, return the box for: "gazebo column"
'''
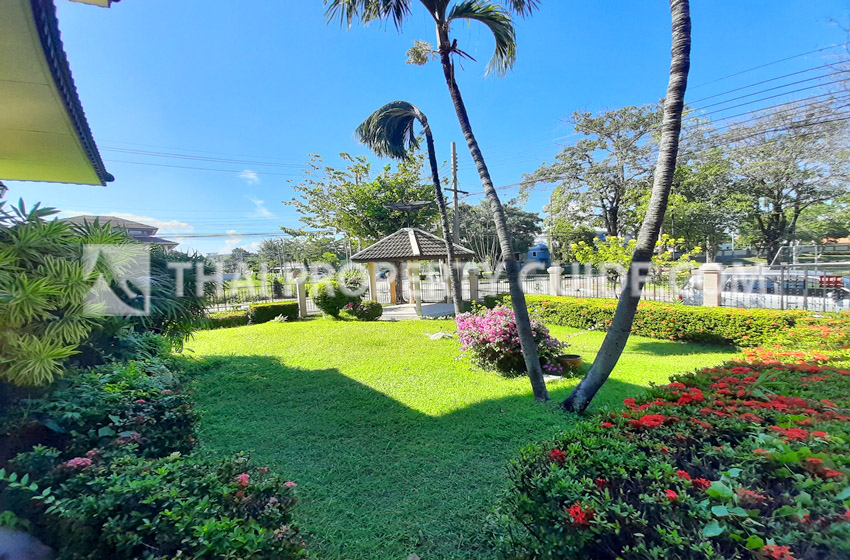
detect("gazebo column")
[368,262,378,303]
[410,260,423,316]
[444,258,452,304]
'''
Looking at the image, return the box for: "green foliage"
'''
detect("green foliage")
[288,152,438,241]
[249,302,300,324]
[571,234,701,282]
[0,359,194,462]
[497,354,850,559]
[525,105,663,238]
[206,310,251,329]
[27,453,305,560]
[0,201,128,386]
[310,281,357,318]
[457,200,542,267]
[519,295,806,346]
[343,300,383,321]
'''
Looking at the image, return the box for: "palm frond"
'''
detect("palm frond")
[503,0,540,17]
[324,0,413,29]
[356,101,424,160]
[447,1,516,76]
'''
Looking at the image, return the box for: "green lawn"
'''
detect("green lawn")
[185,320,736,559]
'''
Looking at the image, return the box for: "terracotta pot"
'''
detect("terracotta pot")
[556,354,583,371]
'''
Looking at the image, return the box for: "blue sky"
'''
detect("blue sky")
[6,0,848,254]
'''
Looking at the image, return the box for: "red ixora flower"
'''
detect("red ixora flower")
[664,489,678,503]
[566,502,593,527]
[691,478,711,491]
[235,473,250,489]
[600,422,615,429]
[676,470,691,481]
[636,414,666,429]
[761,544,795,560]
[549,449,567,464]
[594,478,608,490]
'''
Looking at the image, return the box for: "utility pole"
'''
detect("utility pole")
[444,142,468,244]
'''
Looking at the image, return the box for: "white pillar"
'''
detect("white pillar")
[368,262,378,303]
[700,263,723,307]
[468,269,478,301]
[411,260,423,316]
[295,277,308,318]
[548,265,563,297]
[444,259,452,303]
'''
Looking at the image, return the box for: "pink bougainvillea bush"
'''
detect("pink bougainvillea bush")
[498,349,850,559]
[456,305,568,376]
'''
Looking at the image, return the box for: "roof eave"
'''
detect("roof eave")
[30,0,113,185]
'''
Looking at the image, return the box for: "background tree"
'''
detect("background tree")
[564,0,692,413]
[288,152,438,242]
[326,0,550,402]
[794,193,850,243]
[721,99,850,262]
[356,101,464,314]
[524,105,663,238]
[456,200,542,269]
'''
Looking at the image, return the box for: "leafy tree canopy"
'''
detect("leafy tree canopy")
[288,152,438,242]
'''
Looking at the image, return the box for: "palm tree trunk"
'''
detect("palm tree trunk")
[420,116,464,315]
[563,0,692,412]
[437,30,548,402]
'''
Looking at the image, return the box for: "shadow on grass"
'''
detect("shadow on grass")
[182,354,648,560]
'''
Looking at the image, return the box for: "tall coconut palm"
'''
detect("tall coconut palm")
[326,0,549,402]
[563,0,692,412]
[356,101,464,315]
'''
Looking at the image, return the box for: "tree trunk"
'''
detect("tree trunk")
[437,28,548,402]
[421,117,464,315]
[563,0,691,412]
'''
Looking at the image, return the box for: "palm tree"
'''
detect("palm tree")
[356,101,464,315]
[563,0,692,412]
[325,0,549,402]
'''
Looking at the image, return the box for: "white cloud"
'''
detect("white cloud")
[239,169,260,184]
[61,211,194,233]
[247,196,275,218]
[222,229,242,254]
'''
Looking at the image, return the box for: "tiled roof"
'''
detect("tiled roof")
[60,215,156,231]
[351,228,475,261]
[135,236,178,247]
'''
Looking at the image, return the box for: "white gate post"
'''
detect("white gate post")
[700,263,723,307]
[548,265,563,297]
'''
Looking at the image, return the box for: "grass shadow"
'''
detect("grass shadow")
[183,354,647,560]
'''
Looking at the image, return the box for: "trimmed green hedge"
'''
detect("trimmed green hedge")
[249,302,299,324]
[206,310,250,329]
[514,295,807,346]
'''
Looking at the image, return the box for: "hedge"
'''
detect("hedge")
[513,295,809,347]
[249,302,300,324]
[206,310,250,329]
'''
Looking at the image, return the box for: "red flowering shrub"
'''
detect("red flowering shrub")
[499,348,850,559]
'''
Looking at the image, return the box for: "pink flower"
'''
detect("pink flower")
[236,473,250,488]
[284,481,297,488]
[134,399,146,405]
[65,457,92,469]
[85,448,99,458]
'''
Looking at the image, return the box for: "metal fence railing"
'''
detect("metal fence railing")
[720,263,850,312]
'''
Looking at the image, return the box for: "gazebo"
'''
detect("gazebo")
[351,228,474,315]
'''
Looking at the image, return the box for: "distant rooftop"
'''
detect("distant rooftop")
[61,215,156,231]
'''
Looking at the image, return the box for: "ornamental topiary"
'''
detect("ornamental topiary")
[310,280,358,318]
[343,300,383,321]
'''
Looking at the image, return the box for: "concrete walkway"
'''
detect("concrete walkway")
[379,303,456,321]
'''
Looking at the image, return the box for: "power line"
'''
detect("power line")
[690,72,848,112]
[687,65,844,105]
[104,159,301,177]
[689,43,844,89]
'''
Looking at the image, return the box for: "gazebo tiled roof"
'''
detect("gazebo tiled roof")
[351,228,475,262]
